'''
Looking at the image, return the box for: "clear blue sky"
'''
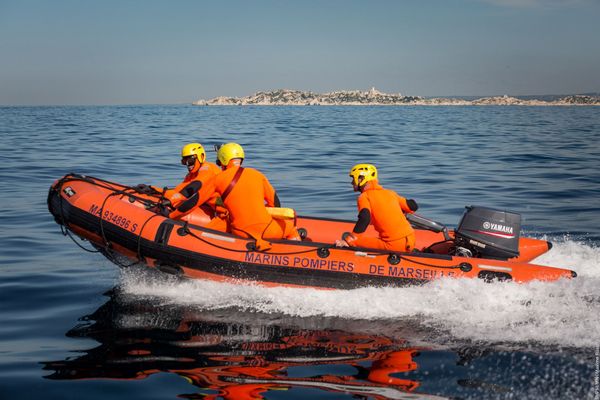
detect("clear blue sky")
[1,0,599,105]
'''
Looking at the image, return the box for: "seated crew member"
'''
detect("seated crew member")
[153,142,220,220]
[335,163,418,252]
[206,142,300,246]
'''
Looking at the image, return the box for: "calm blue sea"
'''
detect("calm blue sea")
[1,105,599,399]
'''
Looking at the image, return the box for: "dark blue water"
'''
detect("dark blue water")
[1,105,599,399]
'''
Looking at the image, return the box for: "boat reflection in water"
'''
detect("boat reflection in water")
[42,289,592,399]
[42,289,448,399]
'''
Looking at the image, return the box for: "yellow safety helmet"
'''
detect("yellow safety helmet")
[181,142,206,164]
[217,142,245,166]
[349,163,378,187]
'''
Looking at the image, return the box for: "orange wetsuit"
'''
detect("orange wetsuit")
[350,182,416,252]
[207,166,299,243]
[159,161,220,220]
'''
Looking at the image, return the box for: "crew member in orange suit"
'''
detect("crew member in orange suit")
[206,143,300,247]
[336,164,418,252]
[139,143,220,220]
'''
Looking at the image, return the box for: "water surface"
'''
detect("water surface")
[1,105,599,399]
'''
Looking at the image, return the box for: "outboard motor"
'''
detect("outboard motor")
[453,206,521,260]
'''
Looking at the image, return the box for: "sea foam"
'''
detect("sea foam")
[120,238,600,348]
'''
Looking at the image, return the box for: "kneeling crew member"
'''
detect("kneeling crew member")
[207,142,300,245]
[159,142,220,220]
[336,163,418,252]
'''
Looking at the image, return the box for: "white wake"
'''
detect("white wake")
[120,238,600,348]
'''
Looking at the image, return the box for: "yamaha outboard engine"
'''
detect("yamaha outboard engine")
[453,206,521,260]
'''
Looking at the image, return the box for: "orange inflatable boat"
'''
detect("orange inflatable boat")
[47,174,576,288]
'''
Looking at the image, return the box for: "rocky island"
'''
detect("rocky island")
[193,88,600,106]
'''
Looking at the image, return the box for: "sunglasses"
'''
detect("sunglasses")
[181,155,197,166]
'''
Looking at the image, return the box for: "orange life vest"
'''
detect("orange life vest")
[209,165,298,243]
[354,182,415,243]
[165,161,219,206]
[213,166,275,235]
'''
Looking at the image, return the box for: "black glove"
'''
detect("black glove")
[158,206,171,217]
[160,198,172,208]
[135,184,154,195]
[148,204,171,217]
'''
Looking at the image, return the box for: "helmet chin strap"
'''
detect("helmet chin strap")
[355,179,375,192]
[362,180,376,190]
[189,158,201,174]
[227,159,242,168]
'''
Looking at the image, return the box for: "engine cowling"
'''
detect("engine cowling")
[454,206,521,260]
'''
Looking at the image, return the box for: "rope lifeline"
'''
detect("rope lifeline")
[54,173,467,271]
[54,174,166,268]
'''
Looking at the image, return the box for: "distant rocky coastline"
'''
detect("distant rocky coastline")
[193,88,600,106]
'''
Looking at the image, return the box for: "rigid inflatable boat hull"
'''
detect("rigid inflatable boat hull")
[48,174,575,289]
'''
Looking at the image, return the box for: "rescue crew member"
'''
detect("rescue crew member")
[140,143,220,220]
[335,164,418,252]
[206,142,300,246]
